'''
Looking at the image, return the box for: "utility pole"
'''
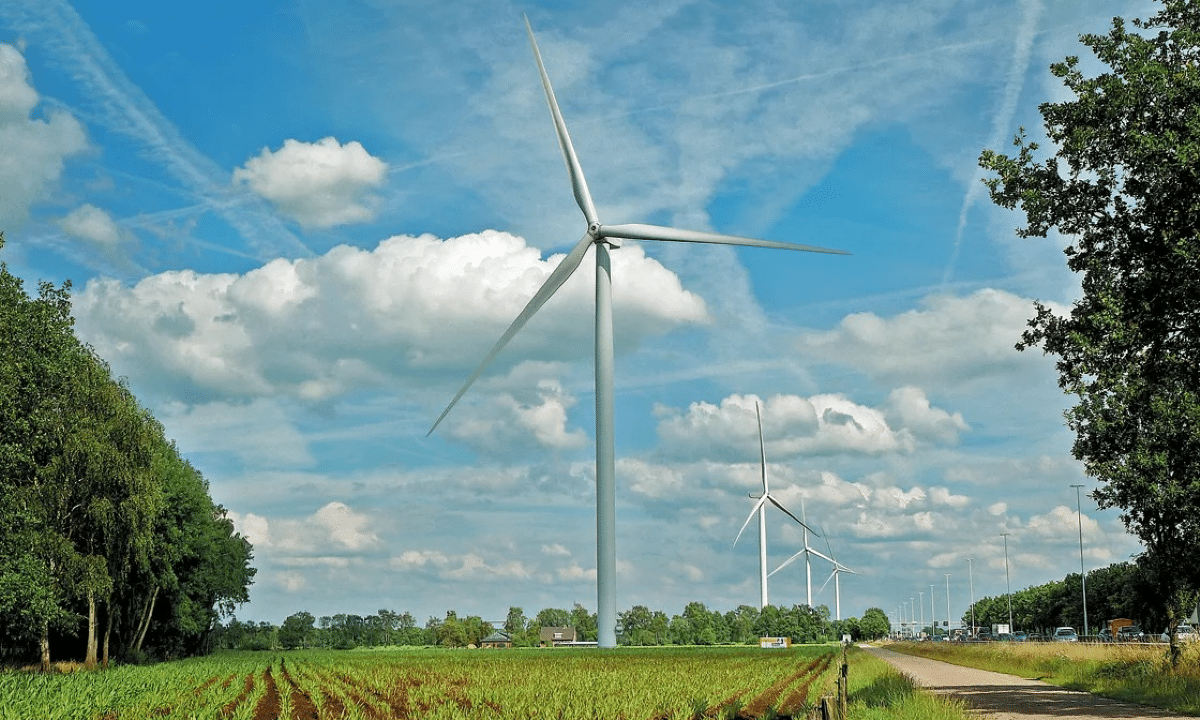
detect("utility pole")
[1002,533,1014,631]
[1072,484,1090,638]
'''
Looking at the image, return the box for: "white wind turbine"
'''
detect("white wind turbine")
[428,18,849,648]
[733,402,816,610]
[773,524,858,619]
[769,497,834,608]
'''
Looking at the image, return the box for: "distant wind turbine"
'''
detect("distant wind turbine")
[734,402,817,610]
[773,523,858,619]
[428,18,849,648]
[769,498,834,607]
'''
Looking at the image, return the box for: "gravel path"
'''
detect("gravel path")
[861,645,1194,719]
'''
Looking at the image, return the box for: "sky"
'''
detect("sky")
[0,0,1161,631]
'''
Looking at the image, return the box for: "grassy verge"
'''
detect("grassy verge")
[887,640,1200,715]
[845,646,971,720]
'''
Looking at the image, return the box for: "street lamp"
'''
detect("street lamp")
[1072,483,1090,638]
[910,597,915,638]
[918,591,924,637]
[930,584,936,639]
[968,558,975,635]
[945,573,951,634]
[1002,533,1014,631]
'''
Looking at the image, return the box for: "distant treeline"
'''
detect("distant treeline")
[215,602,893,650]
[0,235,256,669]
[965,561,1182,636]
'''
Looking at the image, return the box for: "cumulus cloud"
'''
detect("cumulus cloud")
[443,375,588,454]
[58,204,132,252]
[233,137,387,228]
[72,230,707,411]
[654,390,967,460]
[229,501,378,555]
[390,550,533,580]
[798,289,1064,389]
[0,44,87,228]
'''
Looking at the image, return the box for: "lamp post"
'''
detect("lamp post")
[945,573,951,634]
[1002,533,1014,631]
[918,591,924,637]
[910,597,915,638]
[930,584,936,639]
[968,558,975,636]
[1072,484,1089,638]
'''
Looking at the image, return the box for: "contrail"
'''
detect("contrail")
[942,0,1044,285]
[1,0,312,261]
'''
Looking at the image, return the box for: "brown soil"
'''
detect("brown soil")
[278,659,320,720]
[222,673,255,717]
[251,665,280,720]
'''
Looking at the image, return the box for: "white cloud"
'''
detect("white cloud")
[233,137,387,229]
[444,375,587,454]
[0,44,87,228]
[390,550,533,580]
[798,289,1063,389]
[231,501,378,557]
[158,399,315,469]
[58,203,128,250]
[72,230,707,411]
[655,390,966,460]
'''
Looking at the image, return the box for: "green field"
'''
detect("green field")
[1,646,842,720]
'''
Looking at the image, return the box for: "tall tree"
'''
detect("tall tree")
[980,0,1200,643]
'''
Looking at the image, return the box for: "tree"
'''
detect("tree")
[980,0,1200,650]
[858,608,890,640]
[280,611,315,649]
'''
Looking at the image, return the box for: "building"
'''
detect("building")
[480,630,513,649]
[539,626,578,646]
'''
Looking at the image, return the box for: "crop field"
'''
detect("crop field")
[0,646,841,720]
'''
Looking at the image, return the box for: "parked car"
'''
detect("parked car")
[1053,627,1078,642]
[1160,625,1197,642]
[1012,631,1028,642]
[1116,625,1145,642]
[1098,628,1113,642]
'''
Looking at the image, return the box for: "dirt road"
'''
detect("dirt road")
[862,645,1193,719]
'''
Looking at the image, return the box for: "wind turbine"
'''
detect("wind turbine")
[428,18,849,648]
[815,532,858,621]
[769,498,834,607]
[733,402,816,610]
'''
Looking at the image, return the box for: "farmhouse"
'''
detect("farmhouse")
[539,626,578,646]
[480,630,512,649]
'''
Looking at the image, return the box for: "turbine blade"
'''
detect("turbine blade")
[769,549,805,577]
[600,223,850,255]
[807,547,836,566]
[428,233,594,435]
[524,16,599,226]
[756,401,768,494]
[817,570,836,596]
[766,495,816,535]
[733,496,768,547]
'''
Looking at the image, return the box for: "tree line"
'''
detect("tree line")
[215,602,891,650]
[963,561,1176,637]
[0,236,256,669]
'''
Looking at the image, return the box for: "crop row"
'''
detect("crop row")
[0,646,839,720]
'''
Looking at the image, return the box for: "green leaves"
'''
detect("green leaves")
[980,0,1200,629]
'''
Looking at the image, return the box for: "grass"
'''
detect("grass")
[845,646,972,720]
[888,640,1200,715]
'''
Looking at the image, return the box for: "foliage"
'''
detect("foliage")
[0,234,255,666]
[980,0,1200,629]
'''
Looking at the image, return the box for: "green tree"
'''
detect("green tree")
[280,611,315,649]
[980,0,1200,657]
[858,608,890,640]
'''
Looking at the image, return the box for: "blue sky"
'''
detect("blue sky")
[0,0,1157,630]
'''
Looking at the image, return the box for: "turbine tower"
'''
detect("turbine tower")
[734,402,815,609]
[429,19,848,648]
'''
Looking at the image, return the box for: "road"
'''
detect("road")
[862,645,1193,719]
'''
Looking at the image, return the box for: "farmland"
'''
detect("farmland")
[0,646,842,720]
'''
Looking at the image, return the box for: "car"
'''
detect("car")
[1012,631,1028,642]
[1053,626,1078,642]
[1117,625,1145,642]
[1098,628,1114,642]
[997,632,1014,642]
[1160,625,1197,642]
